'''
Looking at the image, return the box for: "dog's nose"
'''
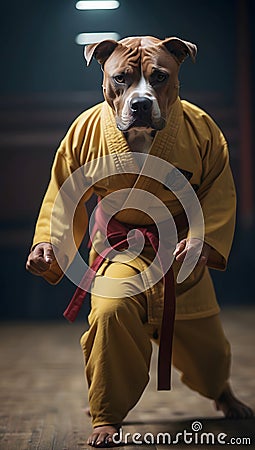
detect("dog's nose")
[130,97,152,113]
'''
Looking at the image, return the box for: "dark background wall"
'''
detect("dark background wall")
[0,0,254,319]
[0,0,240,95]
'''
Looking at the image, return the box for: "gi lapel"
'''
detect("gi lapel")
[101,98,183,205]
[101,102,139,174]
[131,97,183,194]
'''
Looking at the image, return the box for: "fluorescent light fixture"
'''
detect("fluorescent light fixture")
[76,32,120,45]
[76,1,120,10]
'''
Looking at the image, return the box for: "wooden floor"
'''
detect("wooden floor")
[0,308,254,449]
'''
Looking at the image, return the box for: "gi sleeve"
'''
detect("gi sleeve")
[31,115,95,284]
[192,116,237,270]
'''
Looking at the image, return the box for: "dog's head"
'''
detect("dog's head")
[85,36,197,132]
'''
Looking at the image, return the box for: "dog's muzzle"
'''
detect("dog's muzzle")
[116,95,166,132]
[130,97,153,116]
[129,96,153,128]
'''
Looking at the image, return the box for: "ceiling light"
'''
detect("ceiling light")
[76,1,120,10]
[76,32,120,45]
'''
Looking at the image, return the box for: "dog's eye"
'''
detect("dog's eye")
[150,71,168,86]
[114,75,125,84]
[155,72,167,82]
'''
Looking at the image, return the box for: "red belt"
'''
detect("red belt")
[63,205,176,390]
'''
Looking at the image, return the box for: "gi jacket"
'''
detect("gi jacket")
[31,97,236,321]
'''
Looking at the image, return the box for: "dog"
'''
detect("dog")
[26,35,253,448]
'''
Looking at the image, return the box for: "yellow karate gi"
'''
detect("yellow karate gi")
[31,97,236,426]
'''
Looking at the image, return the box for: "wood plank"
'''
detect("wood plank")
[0,310,254,449]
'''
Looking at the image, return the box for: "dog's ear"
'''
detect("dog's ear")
[161,37,197,63]
[84,40,119,66]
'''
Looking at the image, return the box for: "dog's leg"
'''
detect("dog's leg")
[214,383,253,419]
[87,424,122,447]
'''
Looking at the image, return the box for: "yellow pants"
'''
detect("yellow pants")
[80,262,231,427]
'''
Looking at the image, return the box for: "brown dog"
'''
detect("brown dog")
[26,35,253,447]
